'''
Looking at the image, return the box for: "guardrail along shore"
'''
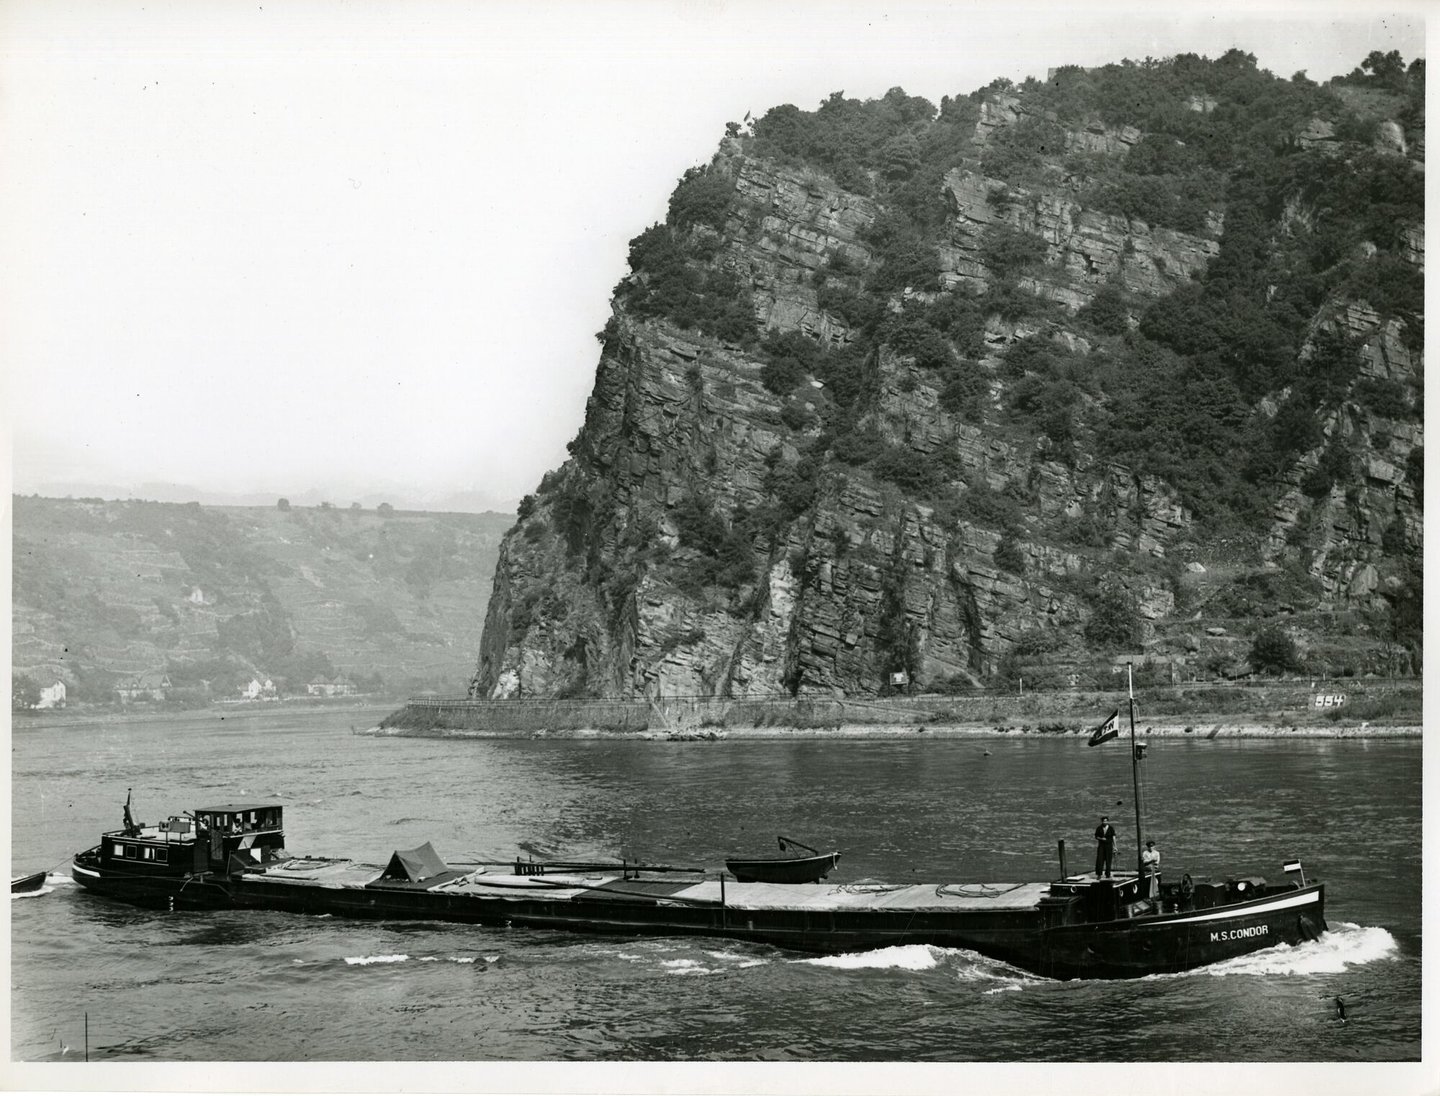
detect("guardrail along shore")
[378,679,1420,735]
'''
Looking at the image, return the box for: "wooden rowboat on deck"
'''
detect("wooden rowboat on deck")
[725,836,840,884]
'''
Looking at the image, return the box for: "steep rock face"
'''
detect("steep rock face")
[941,168,1220,312]
[1262,295,1424,602]
[974,92,1142,156]
[472,66,1423,699]
[472,154,1192,699]
[731,155,880,340]
[475,317,802,698]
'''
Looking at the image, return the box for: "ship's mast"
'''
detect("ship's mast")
[1128,662,1146,874]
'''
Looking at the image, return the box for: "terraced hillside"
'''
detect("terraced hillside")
[12,497,511,704]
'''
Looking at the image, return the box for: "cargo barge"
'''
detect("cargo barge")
[70,795,1325,981]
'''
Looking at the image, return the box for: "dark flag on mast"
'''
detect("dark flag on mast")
[1088,710,1120,747]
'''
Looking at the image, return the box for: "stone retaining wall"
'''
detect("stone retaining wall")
[381,680,1420,734]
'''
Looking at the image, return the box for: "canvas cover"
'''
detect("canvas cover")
[381,841,449,882]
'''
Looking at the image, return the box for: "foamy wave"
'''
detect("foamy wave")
[11,885,55,900]
[660,958,712,975]
[951,958,1044,988]
[341,952,490,967]
[344,954,409,966]
[798,944,1039,986]
[1197,923,1398,978]
[796,944,943,971]
[704,950,770,968]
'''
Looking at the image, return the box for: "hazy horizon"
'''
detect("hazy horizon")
[3,2,1424,511]
[11,477,516,514]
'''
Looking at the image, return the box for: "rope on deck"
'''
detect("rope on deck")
[837,882,908,894]
[934,882,1029,899]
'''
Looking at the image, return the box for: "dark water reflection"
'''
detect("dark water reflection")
[11,712,1420,1063]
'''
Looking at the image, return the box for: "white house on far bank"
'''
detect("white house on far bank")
[305,677,356,698]
[239,677,278,700]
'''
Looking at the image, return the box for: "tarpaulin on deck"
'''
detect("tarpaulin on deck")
[380,842,450,882]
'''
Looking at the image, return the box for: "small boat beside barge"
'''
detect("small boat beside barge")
[11,871,47,894]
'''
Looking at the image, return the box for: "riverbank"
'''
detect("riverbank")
[11,701,400,730]
[363,719,1421,741]
[375,681,1421,740]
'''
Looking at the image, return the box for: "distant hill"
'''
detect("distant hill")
[12,496,513,705]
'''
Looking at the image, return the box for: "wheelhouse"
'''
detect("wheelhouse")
[193,803,286,871]
[82,800,287,877]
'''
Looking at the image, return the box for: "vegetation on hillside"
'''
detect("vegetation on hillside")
[732,50,1425,534]
[12,497,511,706]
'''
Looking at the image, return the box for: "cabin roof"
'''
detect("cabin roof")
[195,803,283,814]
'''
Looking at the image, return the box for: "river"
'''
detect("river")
[9,707,1421,1078]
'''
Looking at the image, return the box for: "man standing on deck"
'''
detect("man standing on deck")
[1094,816,1117,878]
[1141,839,1161,897]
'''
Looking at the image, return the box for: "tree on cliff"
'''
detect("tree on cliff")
[881,133,920,179]
[1250,627,1303,675]
[1083,584,1141,650]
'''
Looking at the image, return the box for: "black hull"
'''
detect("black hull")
[1036,884,1328,979]
[71,861,1325,980]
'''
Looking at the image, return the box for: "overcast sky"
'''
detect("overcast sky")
[0,1,1426,511]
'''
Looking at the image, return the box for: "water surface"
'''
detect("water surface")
[11,710,1419,1063]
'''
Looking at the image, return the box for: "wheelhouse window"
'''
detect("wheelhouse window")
[111,843,124,857]
[123,845,138,859]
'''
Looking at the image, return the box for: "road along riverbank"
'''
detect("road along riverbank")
[372,681,1419,740]
[365,718,1419,742]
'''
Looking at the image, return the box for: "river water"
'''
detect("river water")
[8,708,1422,1075]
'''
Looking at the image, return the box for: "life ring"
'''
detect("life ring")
[1180,873,1194,899]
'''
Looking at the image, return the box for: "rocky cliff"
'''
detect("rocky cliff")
[471,52,1423,699]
